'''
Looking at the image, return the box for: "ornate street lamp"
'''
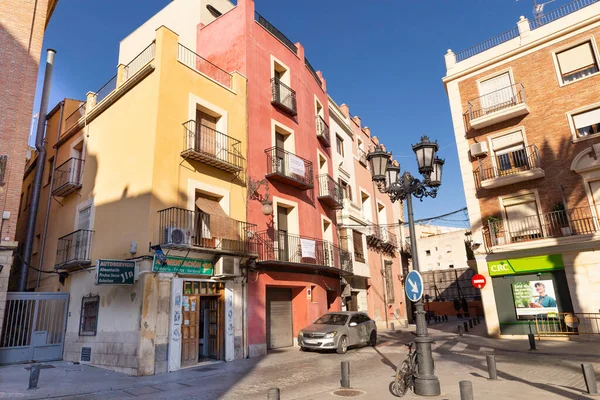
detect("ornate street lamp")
[367,135,443,396]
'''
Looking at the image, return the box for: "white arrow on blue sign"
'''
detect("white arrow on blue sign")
[405,270,424,302]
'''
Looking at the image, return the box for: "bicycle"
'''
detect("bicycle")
[392,342,417,397]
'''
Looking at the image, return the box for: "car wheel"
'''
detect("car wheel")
[300,346,309,352]
[337,335,348,354]
[369,331,377,347]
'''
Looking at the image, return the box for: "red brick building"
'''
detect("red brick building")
[444,1,600,337]
[0,0,57,338]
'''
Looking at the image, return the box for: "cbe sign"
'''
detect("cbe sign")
[471,274,487,289]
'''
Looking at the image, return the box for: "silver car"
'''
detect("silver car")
[298,312,377,354]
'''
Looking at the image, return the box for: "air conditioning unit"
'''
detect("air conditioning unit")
[164,226,191,245]
[470,142,488,157]
[214,256,240,278]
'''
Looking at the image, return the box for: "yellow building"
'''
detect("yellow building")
[20,26,251,375]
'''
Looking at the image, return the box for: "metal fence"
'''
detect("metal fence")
[64,101,86,133]
[305,58,322,86]
[255,12,298,55]
[177,43,232,88]
[456,27,519,62]
[265,146,313,188]
[182,120,244,172]
[316,115,330,146]
[52,157,84,197]
[271,78,297,115]
[55,229,93,268]
[466,83,526,121]
[530,0,600,29]
[534,312,600,338]
[486,206,598,246]
[317,174,343,204]
[474,144,540,186]
[158,207,257,254]
[124,41,156,81]
[94,74,117,105]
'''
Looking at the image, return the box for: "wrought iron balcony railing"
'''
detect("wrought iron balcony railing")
[52,158,84,197]
[316,115,330,147]
[254,12,298,55]
[124,41,156,81]
[484,206,599,247]
[317,174,343,209]
[464,83,529,130]
[254,230,352,274]
[358,148,368,167]
[55,229,93,270]
[474,144,542,189]
[265,147,314,190]
[182,120,245,173]
[177,43,232,88]
[158,207,257,254]
[271,78,297,116]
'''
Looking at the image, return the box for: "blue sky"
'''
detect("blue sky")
[33,0,551,223]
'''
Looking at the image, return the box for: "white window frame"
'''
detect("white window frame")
[551,37,600,87]
[75,198,95,232]
[271,119,295,153]
[270,55,291,87]
[566,101,600,143]
[486,127,529,173]
[498,189,543,240]
[476,68,515,100]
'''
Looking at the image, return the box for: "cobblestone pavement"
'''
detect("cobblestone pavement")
[2,323,599,400]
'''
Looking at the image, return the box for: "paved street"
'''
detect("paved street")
[1,320,599,400]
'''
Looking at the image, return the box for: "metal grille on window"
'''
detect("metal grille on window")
[0,155,7,186]
[385,261,395,304]
[79,295,99,336]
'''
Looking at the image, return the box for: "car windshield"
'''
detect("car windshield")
[314,314,348,325]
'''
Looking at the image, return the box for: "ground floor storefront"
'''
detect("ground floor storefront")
[246,269,341,357]
[477,247,600,337]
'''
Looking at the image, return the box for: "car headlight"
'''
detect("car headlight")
[324,331,337,338]
[298,331,304,337]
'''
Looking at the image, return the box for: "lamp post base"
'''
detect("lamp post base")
[413,300,441,396]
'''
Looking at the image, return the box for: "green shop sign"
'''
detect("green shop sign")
[488,254,564,277]
[152,255,213,275]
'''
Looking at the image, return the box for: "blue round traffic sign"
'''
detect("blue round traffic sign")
[405,270,424,302]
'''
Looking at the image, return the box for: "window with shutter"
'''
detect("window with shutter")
[556,41,599,83]
[384,261,395,304]
[352,230,365,262]
[503,193,542,240]
[572,107,600,138]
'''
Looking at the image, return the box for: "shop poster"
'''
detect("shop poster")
[512,279,558,318]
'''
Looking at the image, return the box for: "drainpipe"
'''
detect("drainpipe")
[371,180,389,329]
[36,101,64,288]
[243,265,249,358]
[19,49,56,292]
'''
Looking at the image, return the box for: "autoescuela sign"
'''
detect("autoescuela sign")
[96,259,136,285]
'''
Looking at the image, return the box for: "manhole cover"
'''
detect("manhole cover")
[331,389,366,397]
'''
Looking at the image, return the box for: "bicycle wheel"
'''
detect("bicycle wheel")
[392,360,410,397]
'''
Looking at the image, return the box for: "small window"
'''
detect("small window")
[79,295,100,336]
[338,178,352,201]
[449,264,455,269]
[336,134,344,156]
[352,230,365,262]
[384,261,395,303]
[572,107,600,138]
[310,285,315,302]
[555,41,599,84]
[425,250,431,256]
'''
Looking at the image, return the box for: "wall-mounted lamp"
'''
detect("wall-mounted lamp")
[248,178,273,216]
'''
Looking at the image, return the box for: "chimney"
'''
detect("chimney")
[372,136,379,146]
[352,115,361,127]
[363,127,371,137]
[339,103,350,118]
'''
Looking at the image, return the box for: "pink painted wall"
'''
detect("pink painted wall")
[247,270,341,346]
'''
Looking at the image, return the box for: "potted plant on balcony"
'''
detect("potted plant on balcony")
[485,215,504,245]
[552,202,571,236]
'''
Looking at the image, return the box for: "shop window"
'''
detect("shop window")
[79,295,100,336]
[555,41,599,84]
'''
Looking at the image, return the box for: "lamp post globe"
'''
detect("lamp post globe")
[366,145,391,183]
[429,158,445,187]
[412,135,439,177]
[386,161,400,189]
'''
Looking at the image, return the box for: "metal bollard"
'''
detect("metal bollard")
[28,364,41,390]
[473,318,477,326]
[267,388,280,400]
[459,380,474,400]
[390,322,395,332]
[458,325,463,336]
[528,333,536,351]
[486,354,497,380]
[341,361,350,388]
[581,363,599,394]
[445,315,448,321]
[464,321,469,333]
[477,315,481,324]
[469,319,473,329]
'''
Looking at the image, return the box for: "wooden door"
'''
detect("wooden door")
[181,295,200,365]
[196,110,218,155]
[277,206,289,262]
[208,297,220,359]
[275,133,285,175]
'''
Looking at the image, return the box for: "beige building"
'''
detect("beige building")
[444,0,600,337]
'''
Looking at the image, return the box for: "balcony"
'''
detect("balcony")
[55,229,93,270]
[271,78,297,116]
[366,225,384,247]
[382,228,398,253]
[158,207,257,255]
[358,148,368,167]
[474,144,544,190]
[316,116,330,147]
[52,158,84,197]
[254,230,353,275]
[181,120,245,173]
[265,147,314,190]
[485,206,599,247]
[317,174,343,209]
[341,198,367,224]
[465,83,529,130]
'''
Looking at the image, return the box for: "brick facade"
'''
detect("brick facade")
[0,0,54,337]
